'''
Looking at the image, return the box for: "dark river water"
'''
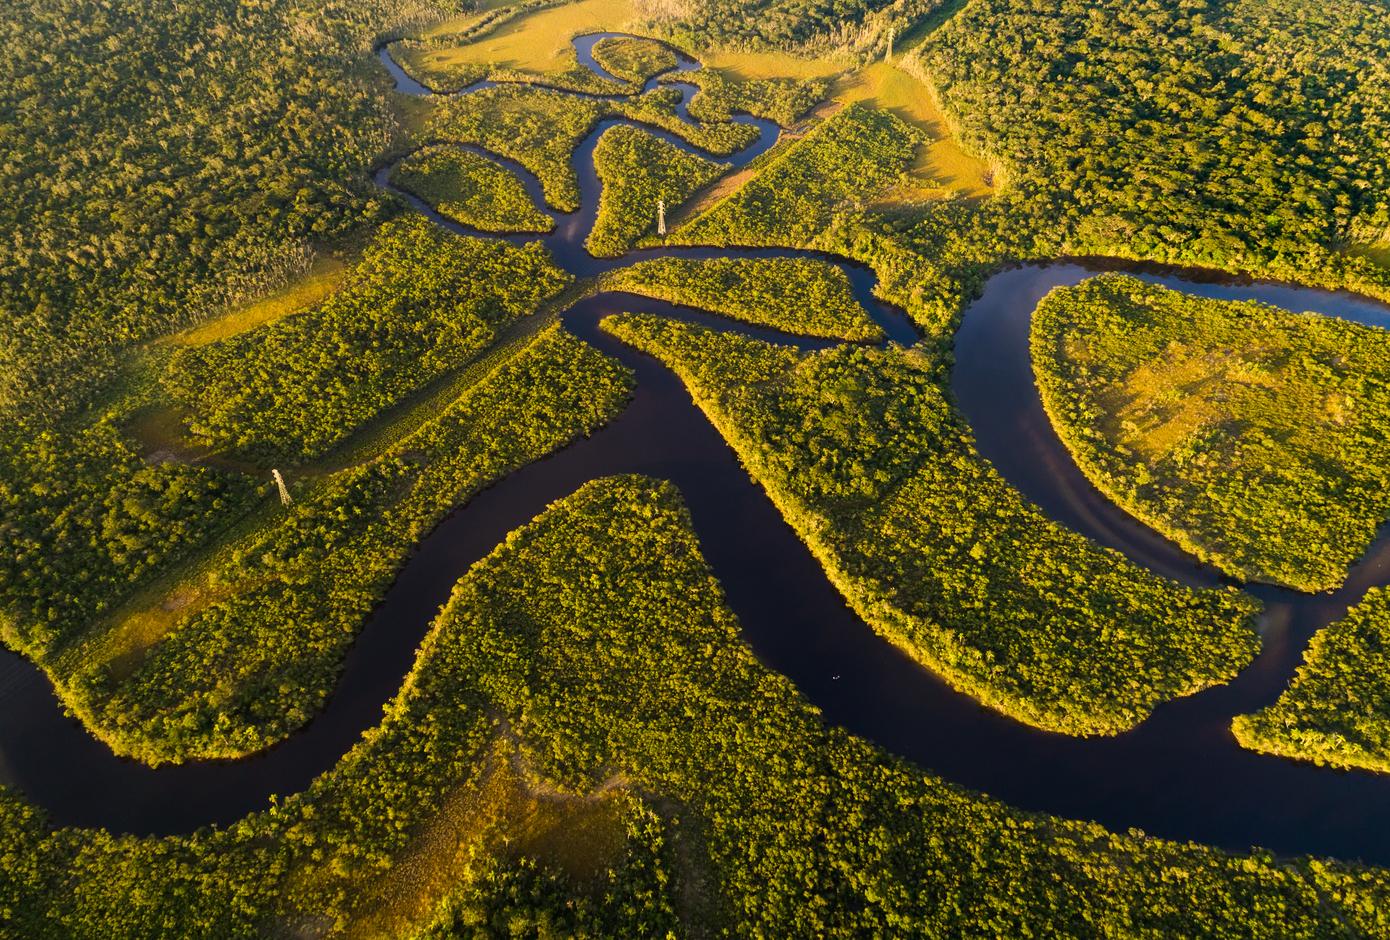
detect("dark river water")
[5,34,1390,867]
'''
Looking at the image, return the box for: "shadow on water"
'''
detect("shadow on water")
[7,34,1390,868]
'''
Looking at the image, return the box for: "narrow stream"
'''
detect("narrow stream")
[5,34,1390,869]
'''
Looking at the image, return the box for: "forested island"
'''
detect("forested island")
[4,0,1390,934]
[1031,274,1390,593]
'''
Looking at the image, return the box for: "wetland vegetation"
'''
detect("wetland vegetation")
[1235,589,1390,774]
[9,0,1390,932]
[1032,275,1390,592]
[603,314,1262,735]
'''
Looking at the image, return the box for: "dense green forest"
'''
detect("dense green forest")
[587,126,724,256]
[425,84,752,214]
[675,103,921,246]
[591,34,678,82]
[162,218,571,463]
[1235,589,1390,774]
[603,315,1260,734]
[0,422,260,658]
[644,0,1390,348]
[676,69,831,126]
[642,0,945,60]
[911,0,1390,292]
[0,0,453,421]
[9,0,1390,930]
[68,324,631,764]
[603,256,883,339]
[390,147,554,233]
[1032,275,1390,592]
[6,476,1389,937]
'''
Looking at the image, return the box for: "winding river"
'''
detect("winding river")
[5,33,1390,868]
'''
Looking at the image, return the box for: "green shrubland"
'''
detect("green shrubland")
[587,127,724,257]
[1032,275,1390,592]
[604,256,882,339]
[1235,589,1390,773]
[9,0,1390,930]
[603,315,1261,734]
[389,147,553,233]
[675,103,921,246]
[617,86,762,153]
[3,476,1385,937]
[162,218,570,464]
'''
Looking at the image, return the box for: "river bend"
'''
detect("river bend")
[2,34,1390,867]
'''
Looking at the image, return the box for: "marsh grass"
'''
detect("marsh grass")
[1033,274,1390,591]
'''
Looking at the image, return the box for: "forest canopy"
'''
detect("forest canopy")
[1032,275,1390,592]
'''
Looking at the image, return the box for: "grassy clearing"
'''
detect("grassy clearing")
[1350,241,1390,270]
[700,49,844,81]
[1234,588,1390,774]
[693,48,989,197]
[832,61,992,198]
[402,0,636,84]
[167,256,346,347]
[674,103,922,246]
[341,738,630,939]
[1032,274,1390,591]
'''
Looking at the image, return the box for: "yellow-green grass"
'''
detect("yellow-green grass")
[1350,241,1390,270]
[833,61,991,198]
[1032,274,1390,592]
[697,52,990,199]
[700,49,843,82]
[167,256,346,347]
[405,0,636,79]
[340,739,630,939]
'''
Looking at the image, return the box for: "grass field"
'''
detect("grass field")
[695,52,991,199]
[410,0,636,77]
[833,61,992,198]
[1351,240,1390,270]
[700,49,843,81]
[168,256,346,347]
[1032,275,1390,591]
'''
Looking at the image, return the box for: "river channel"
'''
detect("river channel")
[3,33,1390,868]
